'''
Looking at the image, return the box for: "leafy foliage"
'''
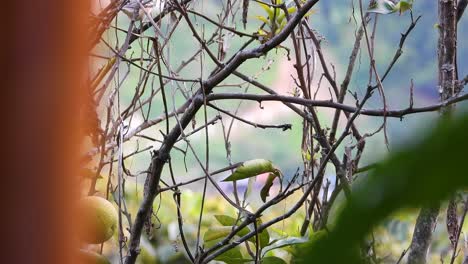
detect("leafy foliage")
[255,0,315,41]
[295,114,468,263]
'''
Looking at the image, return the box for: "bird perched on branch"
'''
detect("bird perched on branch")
[121,0,164,21]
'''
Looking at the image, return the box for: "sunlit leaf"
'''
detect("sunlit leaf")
[287,6,297,14]
[257,29,269,35]
[395,0,413,14]
[204,238,248,264]
[223,159,277,182]
[255,15,270,24]
[261,236,309,256]
[258,3,274,18]
[302,150,311,161]
[215,215,239,226]
[204,227,233,242]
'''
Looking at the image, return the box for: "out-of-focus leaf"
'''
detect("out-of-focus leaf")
[223,159,277,182]
[260,172,280,202]
[215,215,239,226]
[395,0,413,14]
[257,29,269,36]
[261,236,309,256]
[213,215,270,248]
[204,227,233,242]
[255,0,311,39]
[367,0,397,14]
[287,6,297,14]
[255,15,270,24]
[256,218,270,249]
[295,114,468,263]
[276,6,298,24]
[204,238,247,264]
[283,231,328,257]
[258,2,274,18]
[302,150,311,161]
[261,256,287,264]
[269,227,290,237]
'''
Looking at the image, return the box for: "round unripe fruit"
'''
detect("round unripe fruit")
[78,249,111,264]
[78,196,118,244]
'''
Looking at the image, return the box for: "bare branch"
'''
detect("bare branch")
[207,92,468,117]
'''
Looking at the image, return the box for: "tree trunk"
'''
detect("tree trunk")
[407,0,458,263]
[407,205,440,264]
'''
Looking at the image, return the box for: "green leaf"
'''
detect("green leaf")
[277,6,298,24]
[204,227,233,242]
[204,228,251,263]
[261,236,309,256]
[257,29,269,37]
[258,3,274,18]
[255,15,270,25]
[213,215,270,248]
[294,114,468,263]
[287,6,297,14]
[204,238,247,264]
[261,256,287,264]
[260,172,280,202]
[215,215,239,226]
[395,0,413,14]
[256,218,270,249]
[223,159,277,181]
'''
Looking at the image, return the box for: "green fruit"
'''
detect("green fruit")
[78,196,118,244]
[78,249,111,264]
